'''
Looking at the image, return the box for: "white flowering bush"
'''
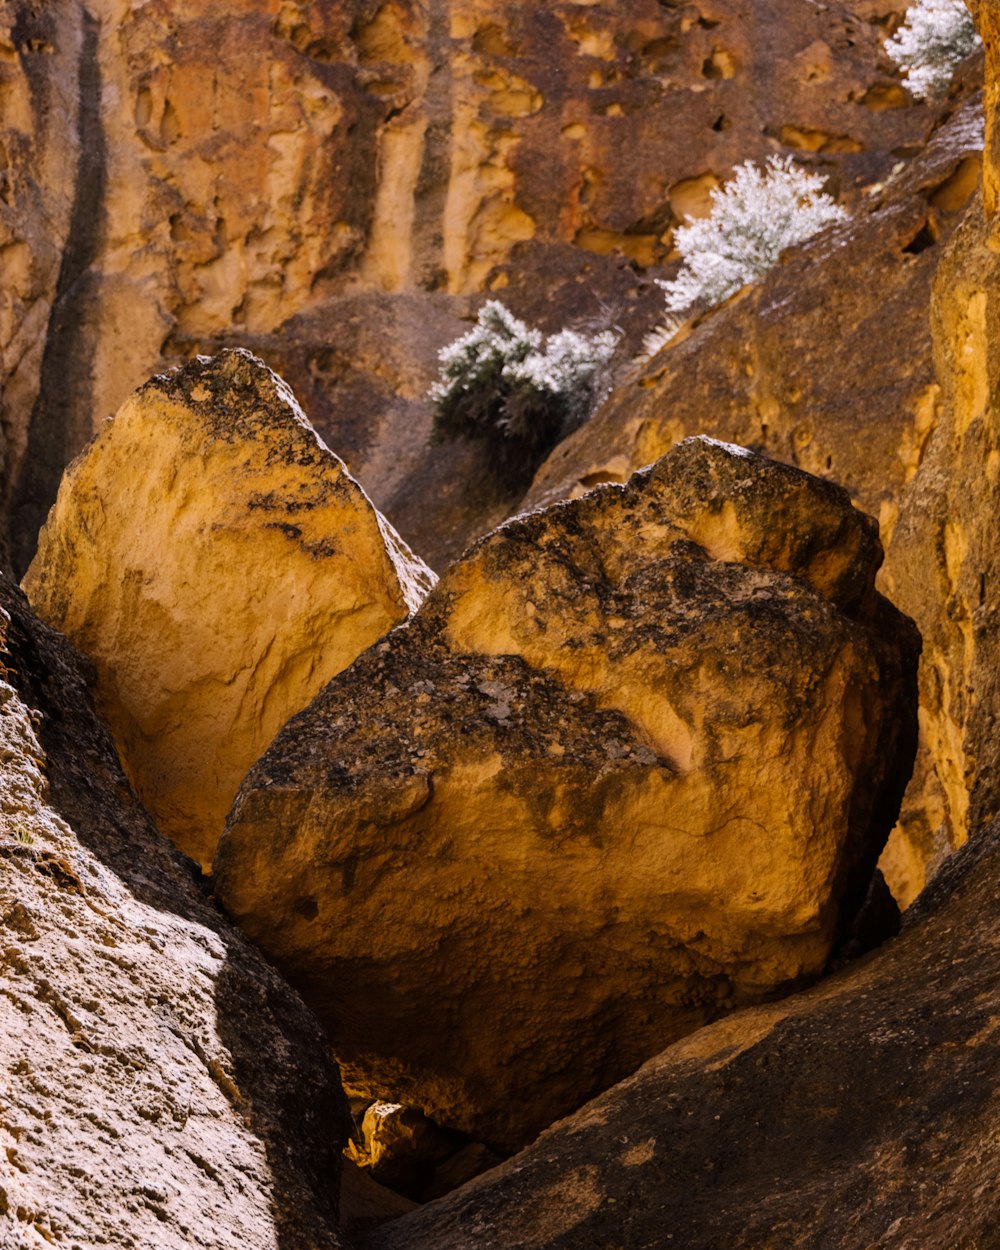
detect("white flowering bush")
[885,0,980,100]
[431,301,617,484]
[658,156,847,316]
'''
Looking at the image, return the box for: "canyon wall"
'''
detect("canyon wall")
[1,0,928,573]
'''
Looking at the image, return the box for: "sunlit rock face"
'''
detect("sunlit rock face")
[22,349,434,869]
[372,813,1000,1250]
[517,94,983,906]
[1,0,942,573]
[0,574,346,1250]
[215,437,919,1153]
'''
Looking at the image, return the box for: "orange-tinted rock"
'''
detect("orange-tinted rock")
[215,437,918,1152]
[23,350,434,868]
[522,94,983,905]
[1,0,951,573]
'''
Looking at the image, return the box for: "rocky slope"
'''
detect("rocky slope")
[373,810,1000,1250]
[21,349,434,868]
[215,435,918,1153]
[0,0,942,575]
[0,574,346,1248]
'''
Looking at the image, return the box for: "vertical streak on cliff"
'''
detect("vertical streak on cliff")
[412,0,454,291]
[359,0,455,293]
[9,8,105,577]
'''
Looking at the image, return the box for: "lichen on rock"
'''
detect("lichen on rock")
[215,435,919,1153]
[21,348,435,869]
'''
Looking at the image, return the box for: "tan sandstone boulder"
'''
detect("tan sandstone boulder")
[0,573,345,1249]
[215,436,919,1152]
[22,348,435,868]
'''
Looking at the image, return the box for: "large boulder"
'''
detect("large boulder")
[215,436,919,1153]
[373,812,1000,1250]
[0,573,346,1249]
[22,348,435,868]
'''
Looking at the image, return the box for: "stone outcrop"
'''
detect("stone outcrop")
[22,349,434,868]
[1,0,952,575]
[372,814,1000,1250]
[0,573,345,1249]
[520,89,983,907]
[215,436,919,1153]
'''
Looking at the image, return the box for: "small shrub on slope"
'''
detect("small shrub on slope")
[431,301,617,487]
[886,0,980,100]
[658,156,847,317]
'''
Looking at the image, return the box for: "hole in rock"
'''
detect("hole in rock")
[927,154,982,214]
[343,1096,502,1204]
[579,469,627,488]
[902,221,937,256]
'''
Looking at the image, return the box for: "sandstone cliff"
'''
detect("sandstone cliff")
[215,436,918,1153]
[22,349,434,869]
[0,573,345,1248]
[0,0,945,575]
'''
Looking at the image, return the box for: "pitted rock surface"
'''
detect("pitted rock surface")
[0,0,955,574]
[22,349,435,867]
[216,437,919,1152]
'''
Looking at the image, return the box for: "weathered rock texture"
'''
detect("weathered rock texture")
[372,812,1000,1250]
[22,349,434,869]
[216,436,919,1153]
[0,0,954,574]
[0,573,345,1249]
[519,92,983,907]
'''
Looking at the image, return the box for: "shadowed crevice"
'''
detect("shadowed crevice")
[9,7,107,577]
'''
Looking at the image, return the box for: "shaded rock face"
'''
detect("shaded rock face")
[521,90,983,907]
[22,349,434,869]
[884,193,1000,895]
[0,0,949,574]
[215,437,919,1153]
[0,574,345,1249]
[372,816,1000,1250]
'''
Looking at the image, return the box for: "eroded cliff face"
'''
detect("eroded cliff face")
[0,0,940,574]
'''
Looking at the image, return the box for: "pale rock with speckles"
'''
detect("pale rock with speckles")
[0,574,345,1249]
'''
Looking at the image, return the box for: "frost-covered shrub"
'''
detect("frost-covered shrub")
[658,156,847,316]
[885,0,980,100]
[431,301,617,485]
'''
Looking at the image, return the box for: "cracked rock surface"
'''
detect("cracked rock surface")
[216,436,919,1153]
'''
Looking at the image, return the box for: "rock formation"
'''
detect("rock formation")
[372,809,1000,1250]
[0,573,345,1248]
[22,349,435,868]
[0,0,948,575]
[215,436,919,1152]
[518,90,983,905]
